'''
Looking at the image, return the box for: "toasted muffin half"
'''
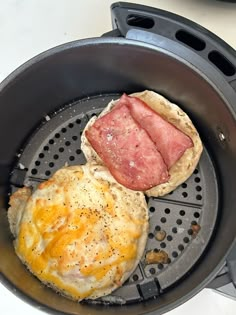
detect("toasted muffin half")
[81,90,203,197]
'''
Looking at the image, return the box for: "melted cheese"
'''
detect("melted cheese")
[14,164,148,300]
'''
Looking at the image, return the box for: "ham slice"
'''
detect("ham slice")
[85,104,169,191]
[117,94,193,169]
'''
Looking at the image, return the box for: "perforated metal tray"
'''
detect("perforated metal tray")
[10,94,219,304]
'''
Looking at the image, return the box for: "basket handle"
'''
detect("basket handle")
[108,2,236,88]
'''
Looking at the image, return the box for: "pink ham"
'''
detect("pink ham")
[86,104,169,191]
[117,94,193,169]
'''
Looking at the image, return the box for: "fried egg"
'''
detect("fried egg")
[8,164,148,301]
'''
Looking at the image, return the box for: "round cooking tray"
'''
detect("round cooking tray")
[10,94,219,304]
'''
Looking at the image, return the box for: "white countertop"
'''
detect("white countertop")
[0,1,236,314]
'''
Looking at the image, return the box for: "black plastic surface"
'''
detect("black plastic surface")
[111,2,236,86]
[0,2,236,314]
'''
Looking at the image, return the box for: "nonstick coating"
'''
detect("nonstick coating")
[0,38,236,315]
[9,94,219,304]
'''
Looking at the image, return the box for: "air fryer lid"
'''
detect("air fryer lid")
[0,2,236,315]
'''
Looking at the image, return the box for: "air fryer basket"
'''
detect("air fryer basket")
[9,94,219,304]
[0,2,236,315]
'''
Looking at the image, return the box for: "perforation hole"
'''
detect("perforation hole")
[172,227,177,234]
[53,154,59,160]
[61,128,67,133]
[72,136,78,141]
[176,219,182,225]
[35,161,40,166]
[195,177,201,183]
[178,244,184,251]
[132,274,139,281]
[76,119,81,124]
[39,153,44,159]
[31,169,38,175]
[167,235,172,241]
[161,217,166,223]
[164,208,170,214]
[49,139,54,145]
[172,251,178,258]
[68,123,74,128]
[155,225,161,231]
[158,264,163,270]
[45,170,51,176]
[76,149,82,154]
[160,242,166,248]
[182,192,188,198]
[148,233,154,239]
[149,206,155,213]
[188,229,193,236]
[191,221,197,225]
[194,169,199,174]
[49,162,54,168]
[69,156,75,161]
[194,212,200,218]
[44,146,49,151]
[59,147,64,153]
[65,141,71,146]
[179,210,185,216]
[183,237,190,243]
[55,133,60,138]
[196,194,202,200]
[149,268,156,275]
[196,185,202,191]
[181,183,187,188]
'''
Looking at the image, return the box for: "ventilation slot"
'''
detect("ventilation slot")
[208,51,236,76]
[127,14,154,29]
[175,30,206,51]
